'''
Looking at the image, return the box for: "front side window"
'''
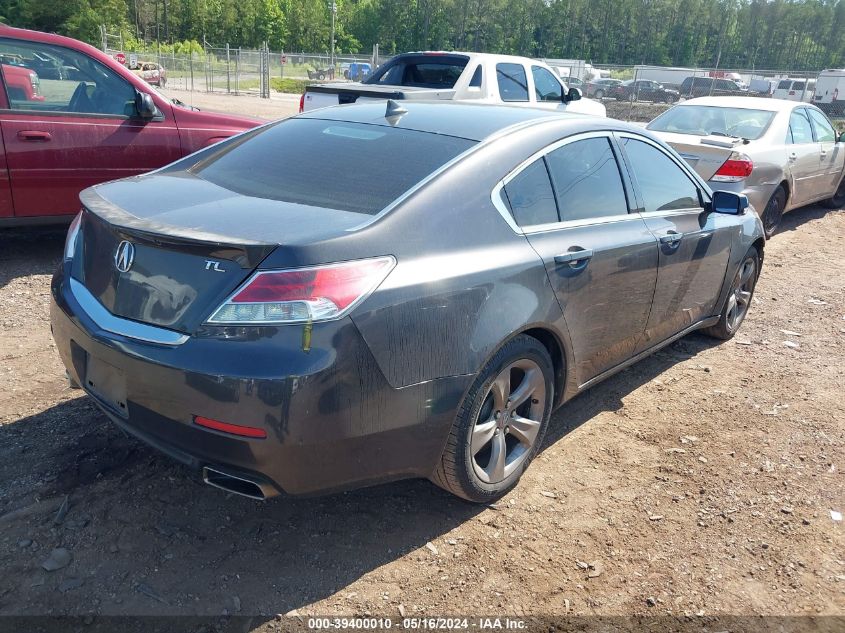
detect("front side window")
[545,137,628,222]
[193,119,476,215]
[497,63,529,102]
[531,66,562,102]
[621,138,701,212]
[808,108,836,142]
[788,110,814,144]
[502,159,557,226]
[0,38,136,116]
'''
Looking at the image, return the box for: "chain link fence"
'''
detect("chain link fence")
[104,41,841,120]
[106,43,387,97]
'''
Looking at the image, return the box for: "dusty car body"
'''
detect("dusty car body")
[51,102,764,503]
[648,96,845,236]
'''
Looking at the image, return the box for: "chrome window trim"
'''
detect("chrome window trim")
[69,278,189,346]
[348,116,558,232]
[491,130,633,234]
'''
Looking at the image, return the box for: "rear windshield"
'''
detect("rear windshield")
[647,105,775,140]
[190,118,476,215]
[365,55,468,88]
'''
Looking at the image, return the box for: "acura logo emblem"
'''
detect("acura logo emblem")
[114,240,135,273]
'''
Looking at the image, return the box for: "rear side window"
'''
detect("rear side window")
[192,119,475,215]
[778,80,792,90]
[545,138,628,221]
[808,108,836,142]
[497,63,529,102]
[468,65,482,88]
[621,138,701,212]
[789,110,814,144]
[503,159,558,226]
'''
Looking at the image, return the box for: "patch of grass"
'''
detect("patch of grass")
[237,77,315,94]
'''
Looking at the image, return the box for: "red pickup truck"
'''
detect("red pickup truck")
[0,26,263,226]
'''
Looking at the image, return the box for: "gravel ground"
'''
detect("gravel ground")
[0,91,843,629]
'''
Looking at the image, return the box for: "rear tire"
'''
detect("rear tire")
[430,335,554,503]
[822,176,845,209]
[761,186,786,239]
[703,247,760,340]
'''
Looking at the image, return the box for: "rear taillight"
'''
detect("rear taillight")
[64,212,82,261]
[712,151,753,182]
[299,93,305,113]
[207,256,395,325]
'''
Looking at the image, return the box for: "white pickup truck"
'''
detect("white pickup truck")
[300,52,606,117]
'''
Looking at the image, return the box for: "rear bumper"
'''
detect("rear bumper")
[50,266,469,497]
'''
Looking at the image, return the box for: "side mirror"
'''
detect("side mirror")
[839,131,845,144]
[563,87,582,103]
[711,190,749,215]
[134,91,157,119]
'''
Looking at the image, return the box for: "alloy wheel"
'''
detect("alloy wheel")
[725,256,756,333]
[470,359,546,484]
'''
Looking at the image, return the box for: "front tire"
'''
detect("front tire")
[430,335,554,503]
[703,247,760,340]
[594,89,604,99]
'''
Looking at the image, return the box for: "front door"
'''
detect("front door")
[616,134,733,347]
[0,37,181,219]
[499,133,658,385]
[807,107,845,199]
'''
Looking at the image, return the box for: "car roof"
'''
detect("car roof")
[675,96,805,112]
[398,51,550,67]
[298,101,647,143]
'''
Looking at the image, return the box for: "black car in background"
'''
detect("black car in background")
[680,76,746,98]
[613,79,680,103]
[51,102,765,503]
[584,78,622,99]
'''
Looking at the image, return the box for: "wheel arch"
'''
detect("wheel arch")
[514,325,575,409]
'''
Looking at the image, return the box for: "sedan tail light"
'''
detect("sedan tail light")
[207,256,395,325]
[299,93,305,113]
[712,152,754,182]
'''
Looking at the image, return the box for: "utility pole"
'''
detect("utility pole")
[330,1,337,69]
[163,0,169,42]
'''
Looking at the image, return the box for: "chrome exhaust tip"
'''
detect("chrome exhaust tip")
[202,466,275,500]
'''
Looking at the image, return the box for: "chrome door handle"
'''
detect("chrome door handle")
[788,152,797,162]
[17,130,51,142]
[659,231,683,245]
[554,248,594,265]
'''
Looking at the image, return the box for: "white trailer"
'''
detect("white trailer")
[633,65,706,88]
[814,69,845,115]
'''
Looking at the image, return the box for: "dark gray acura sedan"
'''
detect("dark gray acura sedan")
[51,101,764,503]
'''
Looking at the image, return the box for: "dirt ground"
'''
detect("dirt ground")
[0,92,843,628]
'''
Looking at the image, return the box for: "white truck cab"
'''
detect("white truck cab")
[301,52,605,117]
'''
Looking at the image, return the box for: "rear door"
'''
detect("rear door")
[0,85,13,220]
[786,108,821,206]
[497,132,658,384]
[617,134,733,348]
[807,107,844,198]
[0,37,181,219]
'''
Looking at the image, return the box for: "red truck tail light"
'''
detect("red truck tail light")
[712,152,754,182]
[299,93,305,113]
[207,256,395,325]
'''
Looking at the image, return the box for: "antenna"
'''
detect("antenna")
[385,99,408,118]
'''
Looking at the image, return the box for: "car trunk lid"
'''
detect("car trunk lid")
[72,173,370,334]
[653,131,745,180]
